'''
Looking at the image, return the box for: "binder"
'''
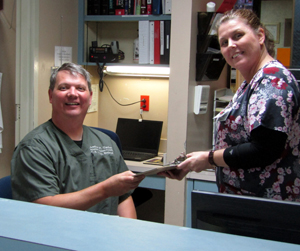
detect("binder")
[277,48,291,67]
[165,0,172,14]
[152,0,161,15]
[154,20,160,64]
[149,21,155,64]
[161,20,171,64]
[139,20,150,64]
[160,20,165,63]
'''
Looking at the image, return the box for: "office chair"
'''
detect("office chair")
[91,127,122,153]
[0,175,13,199]
[91,127,152,207]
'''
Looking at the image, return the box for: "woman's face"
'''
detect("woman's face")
[218,18,265,73]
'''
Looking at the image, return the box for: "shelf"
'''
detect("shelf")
[214,107,224,113]
[216,95,233,102]
[78,0,172,66]
[84,14,171,22]
[212,88,234,148]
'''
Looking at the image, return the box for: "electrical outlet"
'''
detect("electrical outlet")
[140,95,150,111]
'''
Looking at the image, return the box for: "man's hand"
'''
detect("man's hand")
[33,171,145,211]
[102,171,145,198]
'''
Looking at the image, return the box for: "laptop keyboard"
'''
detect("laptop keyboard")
[123,151,155,161]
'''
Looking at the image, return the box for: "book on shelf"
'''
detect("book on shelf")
[152,0,162,15]
[108,0,115,14]
[87,0,101,15]
[141,0,147,14]
[87,0,171,16]
[124,0,129,14]
[115,0,125,15]
[127,0,134,14]
[147,0,152,14]
[115,9,125,15]
[135,0,141,15]
[101,0,109,15]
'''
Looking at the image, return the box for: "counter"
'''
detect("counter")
[0,198,298,251]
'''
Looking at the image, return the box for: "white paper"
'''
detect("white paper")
[87,84,98,113]
[55,46,72,66]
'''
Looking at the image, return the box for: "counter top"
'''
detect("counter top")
[1,198,299,251]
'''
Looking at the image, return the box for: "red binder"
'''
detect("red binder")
[154,20,160,64]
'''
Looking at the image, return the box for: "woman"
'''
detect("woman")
[163,9,300,201]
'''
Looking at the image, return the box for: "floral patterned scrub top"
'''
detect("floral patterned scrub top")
[214,60,300,201]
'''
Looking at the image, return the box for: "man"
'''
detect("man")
[11,63,144,218]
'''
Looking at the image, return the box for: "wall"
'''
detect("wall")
[164,0,227,226]
[260,0,293,58]
[87,65,169,145]
[0,0,16,177]
[37,0,79,125]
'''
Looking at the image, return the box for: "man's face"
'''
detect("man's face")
[49,70,92,120]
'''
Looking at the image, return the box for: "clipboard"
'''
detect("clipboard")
[134,164,177,177]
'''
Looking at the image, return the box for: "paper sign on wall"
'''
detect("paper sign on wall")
[55,46,72,66]
[88,84,98,113]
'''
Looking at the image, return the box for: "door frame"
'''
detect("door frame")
[15,0,39,145]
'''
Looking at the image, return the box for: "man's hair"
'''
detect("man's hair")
[216,9,275,57]
[49,62,92,92]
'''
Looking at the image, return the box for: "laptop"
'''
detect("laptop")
[116,118,163,161]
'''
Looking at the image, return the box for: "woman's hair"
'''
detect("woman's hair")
[216,9,275,57]
[49,62,92,92]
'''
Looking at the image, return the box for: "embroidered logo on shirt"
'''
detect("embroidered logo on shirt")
[90,145,113,155]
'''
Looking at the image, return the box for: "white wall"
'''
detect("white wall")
[37,0,78,125]
[261,0,293,57]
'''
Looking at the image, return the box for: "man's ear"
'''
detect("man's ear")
[48,89,53,104]
[89,91,93,105]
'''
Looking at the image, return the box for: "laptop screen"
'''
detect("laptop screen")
[116,118,163,154]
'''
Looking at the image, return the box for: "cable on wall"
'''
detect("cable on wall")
[96,62,145,107]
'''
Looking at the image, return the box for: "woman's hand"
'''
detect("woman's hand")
[158,151,212,180]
